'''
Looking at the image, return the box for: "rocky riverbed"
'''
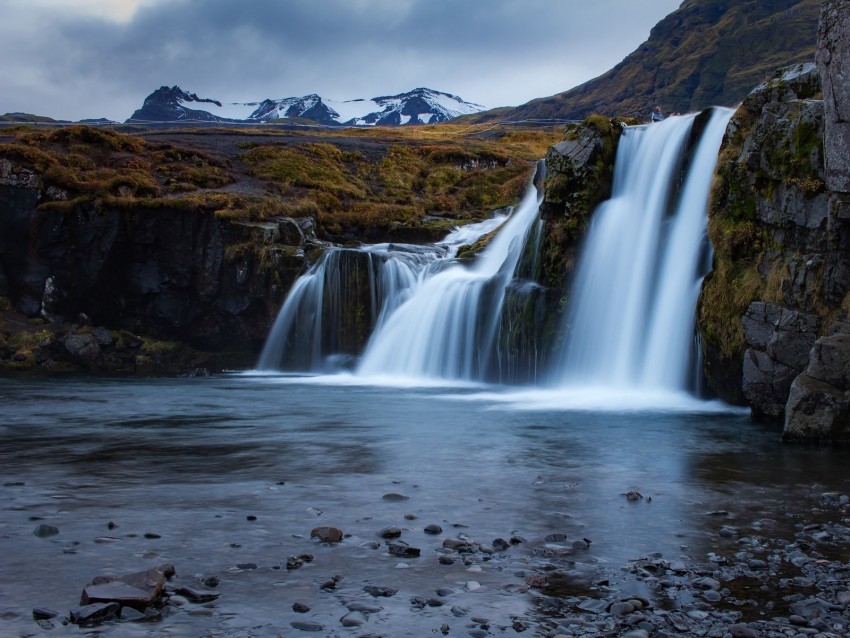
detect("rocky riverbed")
[16,480,850,638]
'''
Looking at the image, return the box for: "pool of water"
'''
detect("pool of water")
[1,374,847,636]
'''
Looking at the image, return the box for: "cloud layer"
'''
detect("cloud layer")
[0,0,682,121]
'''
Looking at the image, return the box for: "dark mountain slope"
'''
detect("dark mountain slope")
[470,0,820,123]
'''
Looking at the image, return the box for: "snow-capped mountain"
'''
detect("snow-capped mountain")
[127,86,485,126]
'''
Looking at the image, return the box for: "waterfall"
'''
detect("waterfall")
[552,107,734,391]
[356,162,544,381]
[256,210,510,372]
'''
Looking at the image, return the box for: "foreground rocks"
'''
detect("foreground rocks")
[27,486,850,637]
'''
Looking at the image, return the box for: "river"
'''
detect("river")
[1,374,846,636]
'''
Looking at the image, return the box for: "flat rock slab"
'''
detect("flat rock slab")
[81,567,165,611]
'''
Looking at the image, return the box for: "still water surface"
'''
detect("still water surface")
[0,375,846,636]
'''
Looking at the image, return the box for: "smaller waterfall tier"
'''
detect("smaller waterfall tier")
[256,210,511,372]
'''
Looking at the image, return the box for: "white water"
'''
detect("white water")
[256,212,510,371]
[356,167,543,380]
[552,108,734,391]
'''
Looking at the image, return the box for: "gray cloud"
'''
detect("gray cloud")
[0,0,681,121]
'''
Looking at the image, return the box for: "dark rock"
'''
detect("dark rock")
[175,587,220,603]
[544,533,567,542]
[33,523,59,537]
[742,302,820,420]
[818,0,850,193]
[81,568,165,611]
[424,524,442,535]
[292,602,310,613]
[157,563,176,579]
[347,602,382,613]
[382,492,409,501]
[783,334,850,442]
[442,538,473,552]
[286,556,304,570]
[387,541,420,557]
[310,526,343,542]
[378,526,402,539]
[32,607,60,620]
[728,622,760,638]
[63,333,101,363]
[364,585,397,598]
[492,538,510,551]
[290,620,325,632]
[69,602,120,625]
[202,575,219,588]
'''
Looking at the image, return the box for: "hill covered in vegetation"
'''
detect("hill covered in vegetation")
[466,0,820,123]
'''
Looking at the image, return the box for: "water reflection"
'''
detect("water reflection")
[0,375,846,636]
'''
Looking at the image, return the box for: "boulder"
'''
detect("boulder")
[80,567,166,611]
[783,333,850,442]
[311,526,343,543]
[741,302,820,419]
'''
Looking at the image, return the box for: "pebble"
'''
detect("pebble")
[424,524,442,535]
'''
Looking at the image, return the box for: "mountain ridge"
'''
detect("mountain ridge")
[462,0,821,123]
[127,86,485,126]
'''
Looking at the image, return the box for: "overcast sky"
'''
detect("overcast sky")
[0,0,683,122]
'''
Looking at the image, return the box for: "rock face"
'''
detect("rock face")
[782,1,850,441]
[700,1,850,440]
[818,0,850,193]
[741,302,820,419]
[0,180,310,363]
[784,333,850,441]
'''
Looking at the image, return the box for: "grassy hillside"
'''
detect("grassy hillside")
[0,123,560,242]
[464,0,820,123]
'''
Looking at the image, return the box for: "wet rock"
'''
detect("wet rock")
[32,607,61,620]
[310,526,343,542]
[174,587,219,603]
[424,524,442,535]
[81,567,165,611]
[438,555,456,565]
[33,523,59,537]
[292,602,310,613]
[387,541,420,557]
[202,575,219,588]
[610,601,635,616]
[443,538,473,552]
[728,623,760,638]
[69,602,120,626]
[286,556,305,570]
[544,533,567,542]
[157,563,176,579]
[378,526,402,539]
[340,610,366,626]
[291,620,325,632]
[364,585,397,598]
[492,538,510,551]
[347,602,382,613]
[382,493,409,501]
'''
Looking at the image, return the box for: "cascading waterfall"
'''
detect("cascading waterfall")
[552,107,734,391]
[356,162,544,381]
[256,211,509,372]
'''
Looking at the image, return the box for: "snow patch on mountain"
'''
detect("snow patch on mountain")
[128,86,485,125]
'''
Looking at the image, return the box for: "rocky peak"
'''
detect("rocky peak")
[129,85,227,122]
